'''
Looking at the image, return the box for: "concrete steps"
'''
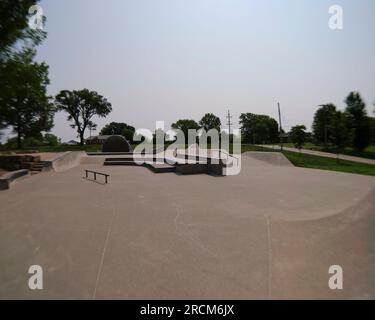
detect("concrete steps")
[20,161,45,172]
[104,160,138,166]
[103,153,225,176]
[145,163,176,173]
[104,158,176,173]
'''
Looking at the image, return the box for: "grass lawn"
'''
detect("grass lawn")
[283,150,375,176]
[0,144,103,154]
[240,144,375,176]
[283,143,375,160]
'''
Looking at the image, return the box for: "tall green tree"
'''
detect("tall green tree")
[289,125,306,154]
[199,113,221,132]
[55,89,112,145]
[43,133,59,146]
[0,0,50,146]
[331,111,348,163]
[100,122,135,142]
[370,117,375,145]
[239,113,278,144]
[345,92,370,152]
[171,119,200,144]
[312,104,337,145]
[0,0,43,57]
[0,48,54,148]
[171,119,199,136]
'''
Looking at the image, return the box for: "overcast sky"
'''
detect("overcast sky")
[4,0,375,142]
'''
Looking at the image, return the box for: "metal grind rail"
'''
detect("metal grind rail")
[84,169,110,184]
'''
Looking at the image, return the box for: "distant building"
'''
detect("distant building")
[85,135,112,145]
[64,140,79,145]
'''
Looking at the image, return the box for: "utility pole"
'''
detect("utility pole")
[278,102,283,151]
[225,109,234,156]
[226,109,233,136]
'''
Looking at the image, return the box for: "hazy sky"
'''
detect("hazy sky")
[6,0,375,142]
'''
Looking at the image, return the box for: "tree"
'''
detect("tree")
[0,48,54,148]
[239,113,278,144]
[100,122,135,142]
[312,104,337,145]
[0,0,44,57]
[289,125,306,154]
[345,92,370,152]
[370,117,375,145]
[171,119,199,143]
[43,133,59,146]
[171,119,200,134]
[199,113,221,132]
[55,89,112,145]
[253,122,270,144]
[331,111,348,163]
[0,1,52,148]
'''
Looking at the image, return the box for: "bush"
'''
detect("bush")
[24,137,43,147]
[43,133,59,146]
[5,137,18,149]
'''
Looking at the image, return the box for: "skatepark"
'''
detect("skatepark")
[0,149,375,299]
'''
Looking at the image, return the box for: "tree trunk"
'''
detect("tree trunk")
[79,131,85,146]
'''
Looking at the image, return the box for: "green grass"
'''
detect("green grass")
[240,144,375,176]
[0,144,103,154]
[283,143,375,160]
[283,150,375,176]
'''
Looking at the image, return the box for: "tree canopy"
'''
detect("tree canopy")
[289,125,307,151]
[331,110,348,161]
[199,113,221,132]
[239,113,279,144]
[0,0,45,58]
[345,92,370,152]
[100,122,135,142]
[312,103,337,145]
[55,89,112,145]
[0,48,54,148]
[171,119,200,136]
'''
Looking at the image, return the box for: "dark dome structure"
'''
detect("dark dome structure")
[102,135,131,152]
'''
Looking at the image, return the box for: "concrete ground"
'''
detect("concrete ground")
[0,152,374,299]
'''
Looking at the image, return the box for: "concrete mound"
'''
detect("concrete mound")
[242,152,293,167]
[102,135,131,152]
[269,187,375,299]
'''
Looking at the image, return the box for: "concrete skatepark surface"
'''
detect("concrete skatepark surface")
[0,152,374,299]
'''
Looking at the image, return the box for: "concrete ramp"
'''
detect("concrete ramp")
[45,151,85,172]
[269,187,375,299]
[242,152,293,167]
